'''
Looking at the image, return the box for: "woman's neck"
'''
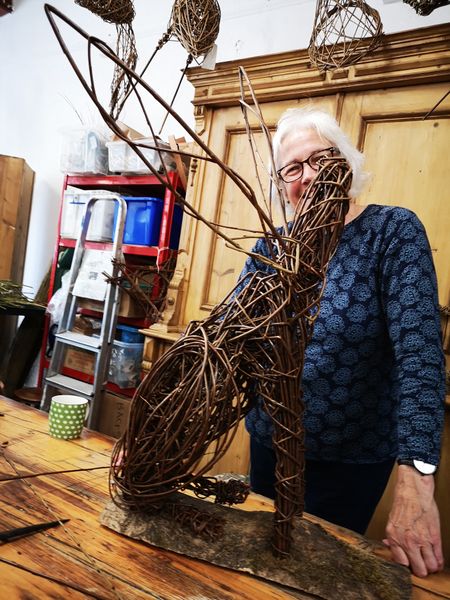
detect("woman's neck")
[345,202,366,225]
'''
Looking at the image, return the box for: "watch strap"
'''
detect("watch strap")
[397,458,437,475]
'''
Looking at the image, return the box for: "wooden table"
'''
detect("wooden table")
[1,396,449,599]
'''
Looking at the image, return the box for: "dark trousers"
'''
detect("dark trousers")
[249,437,394,534]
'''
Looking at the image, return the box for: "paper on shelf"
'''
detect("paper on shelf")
[73,249,114,301]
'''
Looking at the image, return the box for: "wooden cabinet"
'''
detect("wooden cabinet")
[181,24,450,330]
[140,24,450,560]
[0,155,34,282]
[0,155,35,377]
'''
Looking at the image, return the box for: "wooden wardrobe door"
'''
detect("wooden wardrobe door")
[340,82,450,305]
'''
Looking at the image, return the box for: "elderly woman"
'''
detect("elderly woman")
[240,107,445,577]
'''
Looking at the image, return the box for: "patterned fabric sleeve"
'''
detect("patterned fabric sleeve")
[234,237,274,296]
[379,209,445,465]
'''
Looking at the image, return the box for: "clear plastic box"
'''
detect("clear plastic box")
[60,128,109,174]
[60,189,117,241]
[106,137,176,174]
[108,339,144,388]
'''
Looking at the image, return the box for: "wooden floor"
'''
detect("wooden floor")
[0,396,449,599]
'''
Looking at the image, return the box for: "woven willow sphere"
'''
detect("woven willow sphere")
[308,0,383,71]
[75,0,135,25]
[403,0,450,15]
[170,0,221,58]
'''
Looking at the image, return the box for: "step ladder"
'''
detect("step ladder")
[41,193,127,429]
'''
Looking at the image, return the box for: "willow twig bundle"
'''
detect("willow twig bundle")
[0,281,45,310]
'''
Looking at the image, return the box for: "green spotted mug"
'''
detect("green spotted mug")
[48,395,90,440]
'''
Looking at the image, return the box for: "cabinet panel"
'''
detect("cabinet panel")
[0,155,34,281]
[0,155,35,383]
[340,83,450,306]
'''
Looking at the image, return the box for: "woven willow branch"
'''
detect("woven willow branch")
[309,0,383,71]
[169,0,221,59]
[46,5,351,557]
[110,160,351,556]
[75,0,138,120]
[75,0,135,24]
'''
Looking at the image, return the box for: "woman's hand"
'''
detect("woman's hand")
[383,465,444,577]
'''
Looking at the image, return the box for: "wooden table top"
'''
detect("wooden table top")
[1,395,449,600]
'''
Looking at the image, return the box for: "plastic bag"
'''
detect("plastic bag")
[46,271,71,326]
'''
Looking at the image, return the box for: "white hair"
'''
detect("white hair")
[273,107,369,199]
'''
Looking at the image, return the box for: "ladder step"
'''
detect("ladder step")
[55,331,102,350]
[45,374,94,398]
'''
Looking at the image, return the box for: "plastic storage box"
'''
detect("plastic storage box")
[106,137,176,174]
[60,128,109,174]
[116,196,183,248]
[60,189,117,241]
[108,339,144,388]
[121,196,163,246]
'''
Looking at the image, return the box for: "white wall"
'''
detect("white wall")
[0,0,449,296]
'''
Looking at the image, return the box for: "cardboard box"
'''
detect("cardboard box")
[97,391,131,438]
[64,347,95,375]
[79,292,147,318]
[64,337,143,389]
[73,315,102,336]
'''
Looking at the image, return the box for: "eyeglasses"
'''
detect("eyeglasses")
[276,147,338,183]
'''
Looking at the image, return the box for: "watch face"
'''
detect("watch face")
[413,459,437,475]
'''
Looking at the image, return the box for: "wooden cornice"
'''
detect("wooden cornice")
[186,24,450,107]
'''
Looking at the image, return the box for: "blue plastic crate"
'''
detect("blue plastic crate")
[122,196,163,246]
[115,196,183,248]
[169,203,183,250]
[116,324,144,344]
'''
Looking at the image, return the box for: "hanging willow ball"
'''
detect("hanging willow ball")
[170,0,221,58]
[403,0,450,15]
[75,0,135,25]
[308,0,383,71]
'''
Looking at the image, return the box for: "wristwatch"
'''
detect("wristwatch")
[397,458,437,475]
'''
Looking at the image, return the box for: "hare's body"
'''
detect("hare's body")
[111,162,351,556]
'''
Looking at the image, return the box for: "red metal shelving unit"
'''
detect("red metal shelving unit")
[37,171,184,392]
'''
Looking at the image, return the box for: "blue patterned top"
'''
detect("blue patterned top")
[242,205,445,465]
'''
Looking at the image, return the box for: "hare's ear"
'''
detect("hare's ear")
[238,67,289,238]
[45,4,286,261]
